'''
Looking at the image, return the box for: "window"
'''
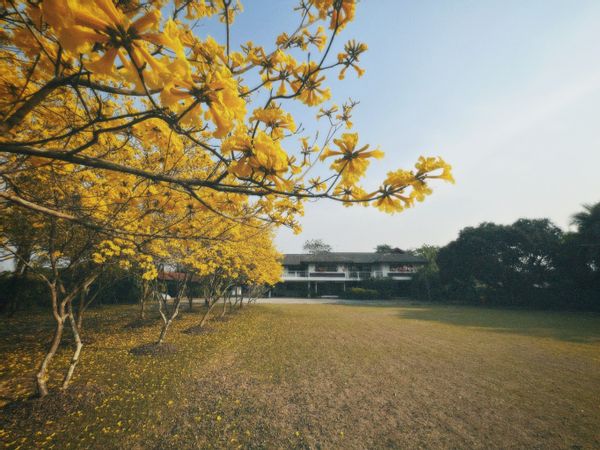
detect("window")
[389,264,416,273]
[315,264,337,272]
[349,265,370,272]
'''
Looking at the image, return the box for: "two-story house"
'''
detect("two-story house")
[275,251,427,297]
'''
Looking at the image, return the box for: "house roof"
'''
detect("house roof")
[157,271,201,282]
[282,252,427,265]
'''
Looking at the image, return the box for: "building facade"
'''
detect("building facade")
[275,252,427,297]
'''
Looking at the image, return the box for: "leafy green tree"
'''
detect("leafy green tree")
[409,245,440,300]
[375,244,393,253]
[554,202,600,309]
[437,219,563,306]
[303,239,332,255]
[411,245,440,271]
[570,202,600,275]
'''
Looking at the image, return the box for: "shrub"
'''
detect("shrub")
[0,272,48,312]
[344,287,379,300]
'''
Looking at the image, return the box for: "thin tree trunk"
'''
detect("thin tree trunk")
[35,272,99,396]
[76,287,87,331]
[199,299,218,328]
[62,302,83,390]
[140,281,149,320]
[36,284,64,397]
[156,275,188,345]
[220,297,228,317]
[157,294,170,345]
[157,295,183,344]
[157,317,172,345]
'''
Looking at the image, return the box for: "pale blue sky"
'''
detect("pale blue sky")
[233,0,600,253]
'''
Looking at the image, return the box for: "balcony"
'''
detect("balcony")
[388,268,417,275]
[348,271,372,280]
[282,271,345,281]
[309,272,346,278]
[282,267,419,282]
[283,271,308,278]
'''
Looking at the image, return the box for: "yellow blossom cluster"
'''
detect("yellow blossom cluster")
[1,0,452,228]
[0,0,456,403]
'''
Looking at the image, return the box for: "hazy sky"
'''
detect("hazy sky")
[249,0,600,253]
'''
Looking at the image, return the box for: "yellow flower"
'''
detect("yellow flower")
[250,105,296,139]
[415,156,455,183]
[292,62,331,106]
[162,66,245,137]
[42,1,185,90]
[320,133,383,183]
[314,0,356,30]
[333,183,368,205]
[303,26,327,52]
[338,40,368,80]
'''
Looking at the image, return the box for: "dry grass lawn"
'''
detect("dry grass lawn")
[1,303,599,449]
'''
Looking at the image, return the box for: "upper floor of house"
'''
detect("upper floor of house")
[282,252,427,282]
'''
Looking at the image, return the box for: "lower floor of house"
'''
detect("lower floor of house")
[271,280,413,298]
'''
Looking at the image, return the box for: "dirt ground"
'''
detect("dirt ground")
[1,303,599,449]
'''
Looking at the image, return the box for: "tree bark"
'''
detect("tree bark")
[199,299,218,328]
[220,297,228,317]
[62,302,83,390]
[35,272,99,396]
[76,287,87,331]
[36,284,64,397]
[140,280,149,320]
[157,318,172,345]
[157,295,182,344]
[156,274,188,345]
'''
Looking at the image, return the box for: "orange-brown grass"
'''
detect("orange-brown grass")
[0,303,599,449]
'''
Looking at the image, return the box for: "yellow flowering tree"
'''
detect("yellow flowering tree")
[0,0,455,397]
[1,0,453,237]
[181,224,282,331]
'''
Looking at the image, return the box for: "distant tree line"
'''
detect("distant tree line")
[409,202,600,310]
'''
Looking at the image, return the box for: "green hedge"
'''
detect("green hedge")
[344,287,379,300]
[0,273,48,312]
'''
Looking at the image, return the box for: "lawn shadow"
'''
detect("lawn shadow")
[395,304,600,344]
[182,324,215,335]
[0,384,107,429]
[129,342,178,356]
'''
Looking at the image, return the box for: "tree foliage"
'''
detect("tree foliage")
[303,238,332,254]
[415,203,600,309]
[0,0,453,241]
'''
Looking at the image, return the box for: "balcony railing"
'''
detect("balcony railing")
[309,272,346,278]
[283,271,308,278]
[348,271,372,280]
[388,268,418,275]
[282,269,418,280]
